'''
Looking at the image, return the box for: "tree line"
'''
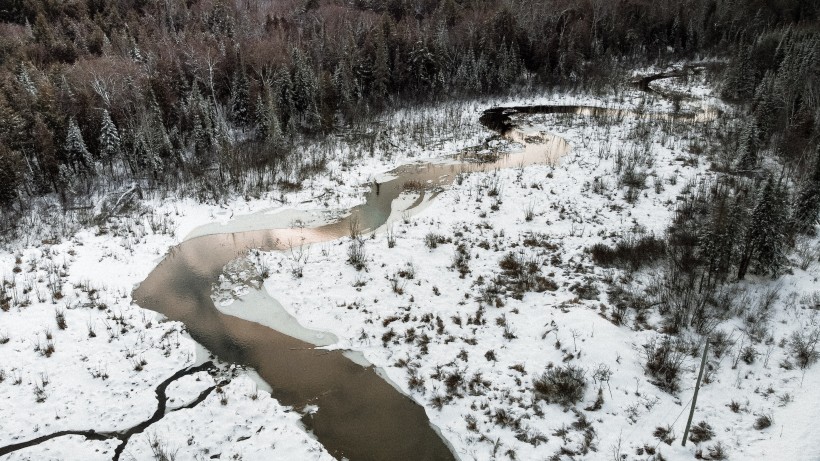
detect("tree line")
[0,0,817,225]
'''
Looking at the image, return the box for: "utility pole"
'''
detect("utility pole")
[682,342,709,446]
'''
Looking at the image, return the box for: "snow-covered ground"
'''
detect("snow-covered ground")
[2,73,819,460]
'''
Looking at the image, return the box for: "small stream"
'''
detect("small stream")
[133,103,708,460]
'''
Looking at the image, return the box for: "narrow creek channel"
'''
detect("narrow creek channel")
[132,103,707,461]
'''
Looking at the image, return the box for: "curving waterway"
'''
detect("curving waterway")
[133,103,711,460]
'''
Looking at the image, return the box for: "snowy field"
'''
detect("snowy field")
[2,74,819,460]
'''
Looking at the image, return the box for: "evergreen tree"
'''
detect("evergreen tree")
[98,109,121,167]
[265,109,283,148]
[64,117,92,172]
[474,53,489,93]
[55,163,74,204]
[699,189,746,285]
[774,35,802,120]
[192,110,211,158]
[333,58,355,116]
[291,50,320,130]
[129,36,143,63]
[752,71,777,141]
[133,129,162,176]
[371,30,390,105]
[254,94,268,141]
[723,46,756,100]
[189,82,215,157]
[408,41,437,92]
[273,67,295,135]
[434,22,452,73]
[17,66,36,96]
[0,145,20,209]
[792,146,820,234]
[148,89,163,121]
[736,121,759,171]
[208,98,230,147]
[230,66,251,128]
[31,114,57,194]
[254,87,282,147]
[144,98,173,163]
[0,96,26,153]
[454,50,475,93]
[738,177,788,279]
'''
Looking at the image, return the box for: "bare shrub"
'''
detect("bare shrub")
[591,363,613,385]
[147,432,178,461]
[524,203,535,222]
[496,251,557,297]
[708,442,728,460]
[407,369,425,392]
[738,343,758,364]
[397,261,415,279]
[289,244,310,278]
[589,234,666,270]
[688,421,714,443]
[348,216,362,241]
[653,425,675,445]
[709,330,735,359]
[795,239,820,270]
[386,225,396,248]
[606,282,653,325]
[424,232,447,249]
[451,243,471,278]
[34,382,47,403]
[389,275,405,295]
[584,387,604,411]
[753,414,773,430]
[347,240,367,270]
[615,145,653,196]
[570,276,600,300]
[789,329,820,369]
[55,308,67,330]
[643,337,686,393]
[532,364,587,407]
[655,274,734,335]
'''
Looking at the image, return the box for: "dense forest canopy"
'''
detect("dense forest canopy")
[0,0,817,226]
